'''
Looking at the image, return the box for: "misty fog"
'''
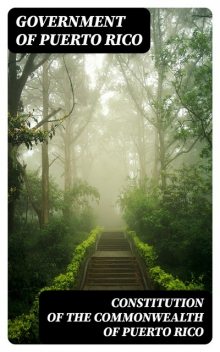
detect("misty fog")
[8,9,212,326]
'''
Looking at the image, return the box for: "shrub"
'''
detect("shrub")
[127,230,204,291]
[120,166,211,290]
[127,231,157,267]
[8,227,102,344]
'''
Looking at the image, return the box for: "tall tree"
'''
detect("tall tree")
[114,9,209,189]
[152,9,167,189]
[8,53,50,231]
[162,8,212,151]
[8,54,74,229]
[41,62,50,226]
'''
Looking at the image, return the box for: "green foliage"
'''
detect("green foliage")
[10,176,99,319]
[8,151,24,204]
[161,14,212,149]
[8,216,94,320]
[158,167,212,286]
[119,180,160,242]
[15,173,98,232]
[63,180,100,210]
[9,219,69,319]
[15,171,62,220]
[8,312,38,344]
[127,231,204,291]
[8,110,61,210]
[8,113,48,149]
[62,180,100,225]
[121,165,211,290]
[127,231,157,267]
[8,112,61,149]
[8,227,102,343]
[149,266,203,290]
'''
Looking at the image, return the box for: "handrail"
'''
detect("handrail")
[79,256,92,290]
[79,235,100,289]
[125,232,152,290]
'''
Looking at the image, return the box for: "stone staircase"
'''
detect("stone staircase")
[82,232,146,290]
[97,232,131,251]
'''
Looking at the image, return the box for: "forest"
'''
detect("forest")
[8,8,212,329]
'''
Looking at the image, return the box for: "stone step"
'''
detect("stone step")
[97,247,130,251]
[86,279,141,285]
[99,239,125,241]
[99,239,128,244]
[98,243,128,245]
[98,239,127,242]
[101,233,124,238]
[88,271,140,279]
[90,264,139,269]
[82,231,145,290]
[86,276,141,282]
[98,238,126,241]
[97,233,130,251]
[88,268,137,273]
[91,258,136,262]
[97,243,129,246]
[84,285,143,290]
[99,239,124,241]
[92,256,137,262]
[91,258,136,261]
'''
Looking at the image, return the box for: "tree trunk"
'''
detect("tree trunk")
[152,9,167,190]
[41,62,49,226]
[64,129,72,193]
[21,166,42,228]
[158,129,166,190]
[8,53,50,231]
[63,119,72,220]
[152,129,160,184]
[8,53,22,116]
[137,114,147,187]
[8,53,20,233]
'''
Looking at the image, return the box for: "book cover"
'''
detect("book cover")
[4,1,215,348]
